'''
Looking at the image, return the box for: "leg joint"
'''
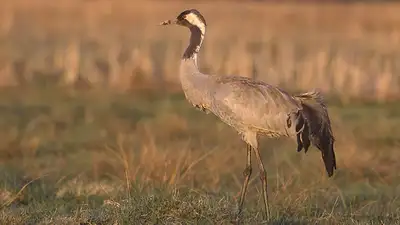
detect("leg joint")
[259,170,266,181]
[243,166,252,177]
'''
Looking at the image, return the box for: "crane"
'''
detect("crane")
[160,9,337,223]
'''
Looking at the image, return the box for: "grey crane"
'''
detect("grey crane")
[160,9,337,222]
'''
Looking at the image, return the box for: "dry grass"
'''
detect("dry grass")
[0,87,399,224]
[1,1,400,224]
[1,0,400,101]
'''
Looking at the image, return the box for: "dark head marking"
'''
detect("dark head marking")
[176,9,207,27]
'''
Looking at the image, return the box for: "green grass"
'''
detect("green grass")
[0,87,400,224]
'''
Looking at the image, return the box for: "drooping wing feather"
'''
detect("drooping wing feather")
[295,91,337,177]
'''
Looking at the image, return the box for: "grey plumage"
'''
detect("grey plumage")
[161,9,337,222]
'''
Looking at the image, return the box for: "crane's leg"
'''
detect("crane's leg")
[253,147,270,220]
[236,144,252,222]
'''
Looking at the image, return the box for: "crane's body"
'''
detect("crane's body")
[161,9,337,223]
[182,68,301,137]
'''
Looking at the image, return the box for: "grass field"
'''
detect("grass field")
[0,88,400,224]
[1,0,400,224]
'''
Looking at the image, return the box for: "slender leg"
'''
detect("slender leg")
[236,144,252,222]
[253,147,270,221]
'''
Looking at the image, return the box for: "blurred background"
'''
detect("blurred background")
[1,0,400,224]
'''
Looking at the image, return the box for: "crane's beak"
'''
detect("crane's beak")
[159,19,177,26]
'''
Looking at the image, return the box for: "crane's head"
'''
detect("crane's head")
[160,9,207,34]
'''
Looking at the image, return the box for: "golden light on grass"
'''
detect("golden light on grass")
[0,1,400,224]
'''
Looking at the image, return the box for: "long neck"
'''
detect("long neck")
[182,26,205,66]
[179,25,211,106]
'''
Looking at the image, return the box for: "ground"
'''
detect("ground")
[0,88,399,224]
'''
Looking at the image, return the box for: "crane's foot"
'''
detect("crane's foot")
[232,208,243,223]
[263,211,271,222]
[230,215,241,225]
[231,208,242,224]
[230,220,239,225]
[262,205,271,222]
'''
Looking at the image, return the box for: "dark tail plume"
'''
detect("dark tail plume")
[294,90,337,177]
